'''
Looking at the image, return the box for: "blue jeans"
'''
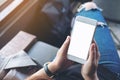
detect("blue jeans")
[76,9,120,73]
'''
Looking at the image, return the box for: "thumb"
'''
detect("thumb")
[88,43,96,62]
[58,36,70,55]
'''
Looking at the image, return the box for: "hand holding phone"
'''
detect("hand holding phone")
[67,16,97,64]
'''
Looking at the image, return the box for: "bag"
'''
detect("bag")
[0,41,59,80]
[0,50,39,80]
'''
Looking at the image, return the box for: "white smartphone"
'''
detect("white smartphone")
[67,16,97,64]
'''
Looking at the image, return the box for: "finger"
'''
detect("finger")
[92,39,95,43]
[92,39,97,44]
[94,42,100,61]
[58,36,70,54]
[96,50,100,62]
[88,43,96,62]
[92,40,100,61]
[85,40,96,60]
[93,43,97,63]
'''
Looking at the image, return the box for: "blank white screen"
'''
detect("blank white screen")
[68,20,96,60]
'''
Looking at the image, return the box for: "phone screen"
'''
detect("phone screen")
[67,16,97,64]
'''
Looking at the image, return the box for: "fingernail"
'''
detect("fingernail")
[66,36,70,40]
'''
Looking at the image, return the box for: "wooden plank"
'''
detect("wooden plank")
[0,31,36,56]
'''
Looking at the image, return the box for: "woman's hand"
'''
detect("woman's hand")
[49,37,100,80]
[81,42,100,80]
[48,36,73,73]
[26,36,100,80]
[26,36,73,80]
